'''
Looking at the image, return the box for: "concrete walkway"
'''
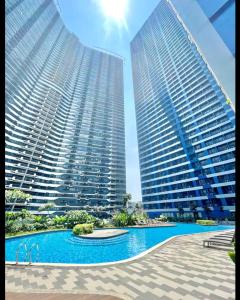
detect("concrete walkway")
[5,231,235,300]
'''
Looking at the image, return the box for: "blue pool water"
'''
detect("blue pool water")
[6,223,234,264]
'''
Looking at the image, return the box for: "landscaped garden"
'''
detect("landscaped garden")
[5,208,158,236]
[5,189,235,238]
[5,190,161,236]
[5,209,106,237]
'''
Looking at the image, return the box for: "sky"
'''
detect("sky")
[55,0,160,202]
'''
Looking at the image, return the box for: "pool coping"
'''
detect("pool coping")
[5,224,176,239]
[5,228,234,268]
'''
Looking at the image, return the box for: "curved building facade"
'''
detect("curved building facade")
[131,0,235,219]
[6,0,126,214]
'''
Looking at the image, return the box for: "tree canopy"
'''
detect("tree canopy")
[5,189,32,204]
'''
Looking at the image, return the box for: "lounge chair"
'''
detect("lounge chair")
[203,231,235,248]
[203,239,234,248]
[213,234,234,239]
[210,230,234,237]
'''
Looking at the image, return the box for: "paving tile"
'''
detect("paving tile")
[207,293,230,300]
[136,291,162,300]
[6,231,235,299]
[167,290,185,300]
[174,286,189,296]
[189,289,208,299]
[201,282,219,290]
[157,296,173,300]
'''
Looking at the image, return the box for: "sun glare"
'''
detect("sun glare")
[98,0,128,29]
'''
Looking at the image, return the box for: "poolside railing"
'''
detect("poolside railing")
[15,242,40,265]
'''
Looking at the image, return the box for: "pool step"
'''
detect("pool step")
[67,234,129,246]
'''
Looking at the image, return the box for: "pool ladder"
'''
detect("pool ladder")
[15,242,39,265]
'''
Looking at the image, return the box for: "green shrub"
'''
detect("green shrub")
[196,220,216,225]
[112,210,147,227]
[21,217,35,231]
[73,223,94,235]
[6,220,23,233]
[18,209,33,219]
[6,209,67,234]
[158,214,168,222]
[131,212,147,224]
[228,241,235,263]
[228,251,235,263]
[54,224,65,229]
[45,217,54,226]
[113,211,148,227]
[112,212,130,227]
[66,210,98,228]
[85,214,98,226]
[5,211,30,233]
[22,223,35,232]
[53,215,67,226]
[34,216,45,223]
[34,222,48,230]
[5,219,15,233]
[5,212,18,221]
[98,219,114,228]
[93,218,107,228]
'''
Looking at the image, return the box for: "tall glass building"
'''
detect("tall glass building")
[131,0,235,219]
[5,0,126,214]
[170,0,235,110]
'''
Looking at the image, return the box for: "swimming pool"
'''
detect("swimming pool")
[6,223,234,265]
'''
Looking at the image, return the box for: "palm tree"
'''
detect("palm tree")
[203,204,212,220]
[134,202,142,213]
[190,201,198,220]
[6,189,32,212]
[177,206,184,218]
[85,205,90,211]
[219,205,224,212]
[123,193,132,209]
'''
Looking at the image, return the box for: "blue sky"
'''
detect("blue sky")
[56,0,160,202]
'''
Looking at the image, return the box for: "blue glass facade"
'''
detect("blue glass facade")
[196,0,235,56]
[5,0,126,214]
[131,0,235,219]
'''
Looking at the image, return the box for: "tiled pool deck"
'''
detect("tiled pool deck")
[5,230,235,300]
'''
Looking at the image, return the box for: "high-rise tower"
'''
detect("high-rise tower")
[131,0,235,219]
[6,0,126,214]
[171,0,235,110]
